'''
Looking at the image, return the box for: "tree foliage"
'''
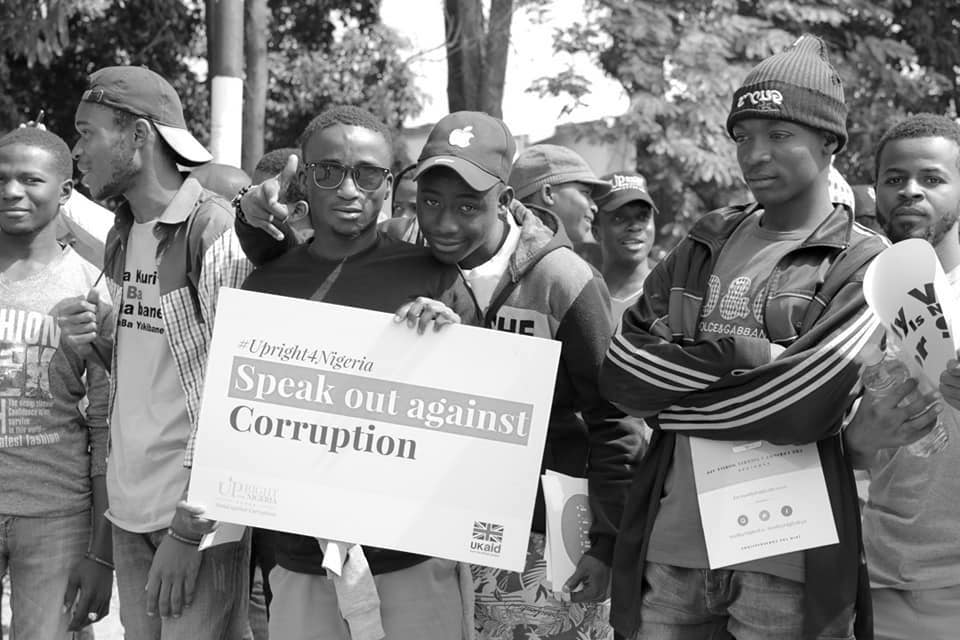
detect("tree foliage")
[0,0,208,143]
[0,0,110,66]
[1,0,421,163]
[538,0,959,250]
[264,15,422,149]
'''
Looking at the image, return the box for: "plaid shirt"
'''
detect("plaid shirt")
[103,178,253,468]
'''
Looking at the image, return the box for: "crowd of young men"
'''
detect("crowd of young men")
[1,30,959,640]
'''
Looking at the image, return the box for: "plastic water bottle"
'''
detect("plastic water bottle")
[860,344,910,395]
[860,344,949,457]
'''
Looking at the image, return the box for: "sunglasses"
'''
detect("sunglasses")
[303,161,390,192]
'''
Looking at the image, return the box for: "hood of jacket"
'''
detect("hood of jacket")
[504,200,573,282]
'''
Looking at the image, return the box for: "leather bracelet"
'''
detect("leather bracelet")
[166,527,203,546]
[232,184,253,224]
[84,552,115,570]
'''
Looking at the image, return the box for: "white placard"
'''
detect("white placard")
[863,238,960,384]
[188,288,560,571]
[690,437,838,568]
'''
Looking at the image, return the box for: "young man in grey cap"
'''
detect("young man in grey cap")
[509,143,607,256]
[600,35,887,639]
[592,173,659,331]
[58,65,253,639]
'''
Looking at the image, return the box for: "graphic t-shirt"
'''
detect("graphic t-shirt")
[460,213,521,313]
[107,220,191,532]
[0,247,110,517]
[647,212,809,581]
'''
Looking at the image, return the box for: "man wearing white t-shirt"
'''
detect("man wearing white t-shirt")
[59,66,253,639]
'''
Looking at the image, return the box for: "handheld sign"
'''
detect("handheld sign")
[188,288,560,571]
[863,238,960,384]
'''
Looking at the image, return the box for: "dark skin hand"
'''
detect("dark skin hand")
[939,358,960,411]
[845,377,942,468]
[564,554,610,602]
[63,476,113,629]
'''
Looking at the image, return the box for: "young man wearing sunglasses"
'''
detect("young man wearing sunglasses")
[238,110,640,640]
[234,106,479,640]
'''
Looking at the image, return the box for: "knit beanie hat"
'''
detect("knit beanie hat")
[727,34,847,152]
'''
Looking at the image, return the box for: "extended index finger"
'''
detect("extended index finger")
[277,153,299,197]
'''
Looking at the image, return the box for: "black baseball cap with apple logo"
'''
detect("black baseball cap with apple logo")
[414,111,516,192]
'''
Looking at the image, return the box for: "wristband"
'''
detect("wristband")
[167,527,203,546]
[232,184,253,224]
[84,552,115,570]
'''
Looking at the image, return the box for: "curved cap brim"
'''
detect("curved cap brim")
[154,123,213,166]
[598,190,658,215]
[414,156,500,192]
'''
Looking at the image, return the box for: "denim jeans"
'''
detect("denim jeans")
[0,510,90,640]
[631,562,854,640]
[113,525,250,640]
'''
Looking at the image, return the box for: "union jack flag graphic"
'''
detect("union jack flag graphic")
[472,521,504,544]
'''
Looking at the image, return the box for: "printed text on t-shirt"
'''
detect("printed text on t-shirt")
[119,269,164,334]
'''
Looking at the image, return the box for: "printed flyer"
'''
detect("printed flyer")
[188,288,561,571]
[690,438,838,568]
[541,470,592,592]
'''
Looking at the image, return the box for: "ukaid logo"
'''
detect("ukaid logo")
[471,520,504,556]
[737,89,784,111]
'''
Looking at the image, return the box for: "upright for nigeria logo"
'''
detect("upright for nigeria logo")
[470,520,503,555]
[217,475,280,515]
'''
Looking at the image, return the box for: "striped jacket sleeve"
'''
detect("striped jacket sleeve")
[600,244,775,417]
[656,277,879,444]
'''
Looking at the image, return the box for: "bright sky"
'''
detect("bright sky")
[379,0,628,141]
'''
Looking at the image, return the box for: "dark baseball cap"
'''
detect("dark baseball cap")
[596,173,658,215]
[414,111,516,191]
[81,66,212,166]
[509,144,607,200]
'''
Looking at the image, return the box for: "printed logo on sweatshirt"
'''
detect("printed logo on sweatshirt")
[489,307,551,339]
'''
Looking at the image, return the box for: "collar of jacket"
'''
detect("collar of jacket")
[688,202,855,256]
[111,177,204,247]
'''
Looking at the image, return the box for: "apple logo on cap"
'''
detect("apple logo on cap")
[448,126,474,148]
